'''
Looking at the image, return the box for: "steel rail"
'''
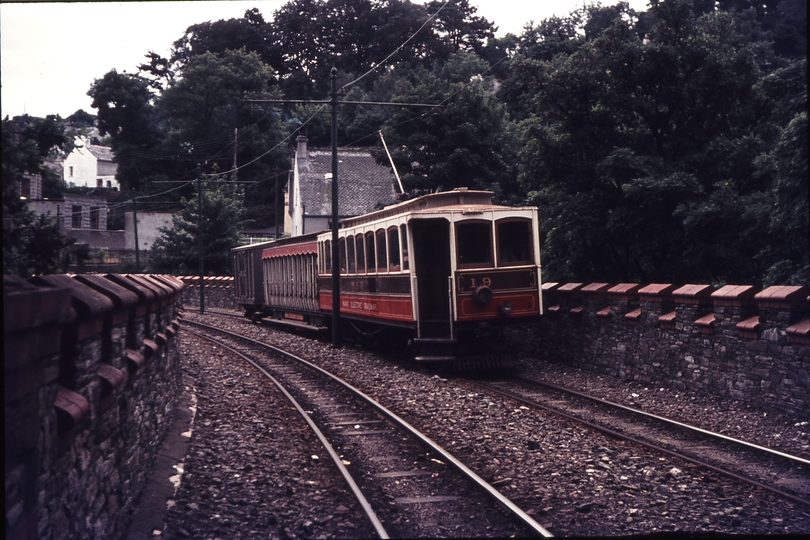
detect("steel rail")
[184,325,390,539]
[183,319,554,537]
[473,379,810,509]
[514,375,810,467]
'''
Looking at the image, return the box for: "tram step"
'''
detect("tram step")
[414,356,456,363]
[413,338,457,345]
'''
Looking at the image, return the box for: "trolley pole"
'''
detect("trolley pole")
[330,67,341,348]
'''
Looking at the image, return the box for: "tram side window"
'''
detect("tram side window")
[388,227,400,271]
[456,222,493,267]
[347,236,356,273]
[356,234,365,273]
[324,241,331,271]
[497,220,533,265]
[400,225,409,270]
[376,229,387,272]
[366,232,376,272]
[339,238,347,274]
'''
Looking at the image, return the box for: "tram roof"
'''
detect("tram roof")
[339,188,525,229]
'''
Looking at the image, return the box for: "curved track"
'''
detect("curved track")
[183,318,553,538]
[473,375,810,508]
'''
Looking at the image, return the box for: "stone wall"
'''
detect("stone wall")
[513,282,810,416]
[4,273,185,540]
[178,276,236,310]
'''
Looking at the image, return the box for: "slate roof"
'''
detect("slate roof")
[297,148,398,216]
[87,144,117,177]
[87,145,114,162]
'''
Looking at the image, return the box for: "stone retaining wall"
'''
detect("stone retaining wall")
[178,276,236,310]
[514,283,810,416]
[4,274,185,540]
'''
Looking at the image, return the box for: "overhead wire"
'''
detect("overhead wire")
[110,0,492,187]
[340,52,512,149]
[342,0,450,90]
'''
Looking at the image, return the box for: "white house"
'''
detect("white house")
[285,135,399,236]
[63,137,119,189]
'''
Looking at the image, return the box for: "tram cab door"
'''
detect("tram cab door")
[411,218,452,339]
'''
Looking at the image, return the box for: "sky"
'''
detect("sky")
[1,0,649,119]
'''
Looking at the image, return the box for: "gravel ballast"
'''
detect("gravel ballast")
[150,312,810,537]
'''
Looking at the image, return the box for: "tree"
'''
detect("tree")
[158,48,290,228]
[379,51,520,201]
[148,183,246,275]
[427,0,495,54]
[2,116,75,276]
[153,8,276,88]
[88,70,161,190]
[513,0,805,284]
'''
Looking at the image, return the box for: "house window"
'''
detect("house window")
[69,166,74,177]
[71,206,82,229]
[20,178,30,198]
[89,208,100,230]
[97,179,103,187]
[107,181,112,188]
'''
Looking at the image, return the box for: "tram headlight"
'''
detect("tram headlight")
[499,300,513,315]
[473,286,493,305]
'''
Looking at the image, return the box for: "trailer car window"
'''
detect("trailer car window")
[497,220,533,265]
[347,236,356,273]
[339,238,346,274]
[325,240,331,271]
[400,225,409,270]
[376,229,387,272]
[456,222,493,267]
[356,234,365,273]
[366,232,376,272]
[388,227,400,271]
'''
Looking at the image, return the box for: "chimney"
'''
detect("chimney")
[296,135,308,159]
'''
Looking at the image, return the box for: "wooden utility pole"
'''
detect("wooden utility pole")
[197,163,205,314]
[246,70,438,348]
[329,68,342,348]
[132,197,140,272]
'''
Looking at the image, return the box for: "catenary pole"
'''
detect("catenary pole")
[330,67,341,348]
[244,72,438,348]
[197,163,205,314]
[132,197,140,272]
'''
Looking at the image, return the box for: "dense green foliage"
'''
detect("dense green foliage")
[148,183,247,275]
[7,0,804,284]
[509,0,806,285]
[2,116,77,276]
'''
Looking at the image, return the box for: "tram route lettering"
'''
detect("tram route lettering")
[343,300,378,312]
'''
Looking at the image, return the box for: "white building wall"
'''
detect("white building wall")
[63,138,119,189]
[125,211,175,251]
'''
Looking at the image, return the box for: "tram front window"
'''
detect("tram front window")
[497,220,533,265]
[456,222,492,268]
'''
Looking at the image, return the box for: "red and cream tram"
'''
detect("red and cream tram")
[234,188,542,369]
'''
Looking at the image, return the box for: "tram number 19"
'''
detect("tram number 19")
[461,275,491,290]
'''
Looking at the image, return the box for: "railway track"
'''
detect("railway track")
[473,375,810,508]
[182,318,553,538]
